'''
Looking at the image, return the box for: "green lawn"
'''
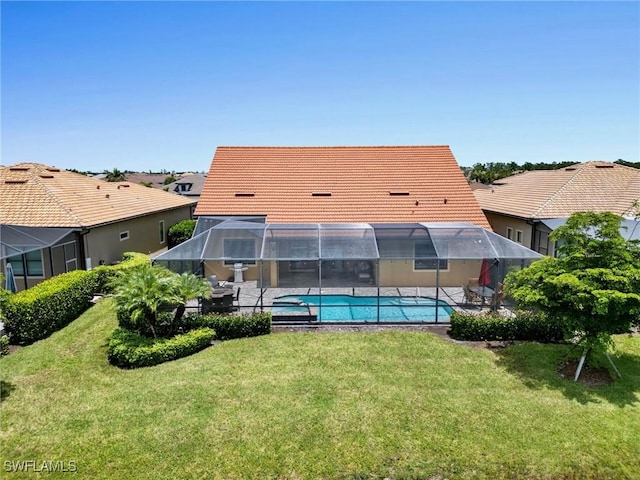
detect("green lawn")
[1,299,639,479]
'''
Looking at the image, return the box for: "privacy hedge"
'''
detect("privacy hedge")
[107,327,216,368]
[183,312,272,341]
[2,252,150,345]
[3,270,99,345]
[448,310,565,344]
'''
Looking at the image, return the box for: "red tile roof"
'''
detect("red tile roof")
[1,163,196,228]
[195,146,490,228]
[474,161,640,219]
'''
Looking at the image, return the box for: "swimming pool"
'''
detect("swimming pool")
[272,295,453,322]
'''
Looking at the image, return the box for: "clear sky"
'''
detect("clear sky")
[2,1,638,173]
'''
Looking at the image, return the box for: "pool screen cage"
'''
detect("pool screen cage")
[154,217,542,323]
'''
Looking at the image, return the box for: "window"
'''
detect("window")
[159,221,165,244]
[506,227,513,240]
[7,250,44,276]
[516,230,523,244]
[223,238,256,265]
[414,240,448,271]
[120,231,130,241]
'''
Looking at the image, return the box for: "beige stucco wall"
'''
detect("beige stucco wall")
[203,258,485,289]
[84,207,193,266]
[484,212,533,249]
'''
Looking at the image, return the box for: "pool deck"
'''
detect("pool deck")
[190,281,509,323]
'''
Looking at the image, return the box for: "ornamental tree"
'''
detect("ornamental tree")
[506,212,640,372]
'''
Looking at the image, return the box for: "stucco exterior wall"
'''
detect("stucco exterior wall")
[484,212,533,249]
[84,207,193,266]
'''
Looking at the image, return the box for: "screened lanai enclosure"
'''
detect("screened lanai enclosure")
[153,217,542,323]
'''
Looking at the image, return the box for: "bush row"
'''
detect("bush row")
[182,311,272,341]
[448,310,565,343]
[2,252,150,345]
[2,270,99,345]
[108,327,216,369]
[0,336,9,357]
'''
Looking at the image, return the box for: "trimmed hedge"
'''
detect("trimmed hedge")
[182,312,271,341]
[93,252,151,294]
[448,310,565,343]
[0,336,9,357]
[108,327,216,369]
[2,252,150,345]
[3,270,100,345]
[167,219,197,249]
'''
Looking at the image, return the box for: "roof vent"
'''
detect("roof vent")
[389,191,410,196]
[565,167,577,171]
[46,168,60,172]
[39,175,54,179]
[9,167,29,172]
[312,192,332,197]
[234,192,255,197]
[5,179,27,184]
[595,164,614,169]
[121,184,130,187]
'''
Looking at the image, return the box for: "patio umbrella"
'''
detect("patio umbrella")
[5,263,17,293]
[478,258,493,287]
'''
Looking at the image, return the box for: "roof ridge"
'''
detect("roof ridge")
[530,164,586,216]
[28,167,87,227]
[215,145,451,149]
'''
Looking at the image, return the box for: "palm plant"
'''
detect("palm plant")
[112,265,179,337]
[112,265,211,338]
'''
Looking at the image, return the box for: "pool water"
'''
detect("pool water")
[272,295,453,322]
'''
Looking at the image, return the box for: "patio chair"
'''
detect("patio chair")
[462,284,481,306]
[490,283,505,309]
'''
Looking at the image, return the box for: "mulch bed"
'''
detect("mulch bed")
[557,359,613,386]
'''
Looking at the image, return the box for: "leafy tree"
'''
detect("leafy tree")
[105,168,126,182]
[506,212,640,378]
[139,181,153,188]
[111,264,210,338]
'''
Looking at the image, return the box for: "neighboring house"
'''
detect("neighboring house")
[123,172,174,189]
[182,145,506,287]
[1,163,196,290]
[165,174,207,201]
[474,161,640,256]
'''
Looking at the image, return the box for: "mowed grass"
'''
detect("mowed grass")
[1,299,639,480]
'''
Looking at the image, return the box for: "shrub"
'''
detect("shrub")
[93,252,151,294]
[3,270,99,345]
[448,310,564,343]
[0,336,9,357]
[182,312,272,341]
[167,219,196,248]
[107,327,215,369]
[111,265,210,338]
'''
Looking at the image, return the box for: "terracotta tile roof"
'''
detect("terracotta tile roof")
[1,163,196,228]
[474,161,640,219]
[195,146,490,228]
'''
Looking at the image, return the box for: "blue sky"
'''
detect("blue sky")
[2,1,638,172]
